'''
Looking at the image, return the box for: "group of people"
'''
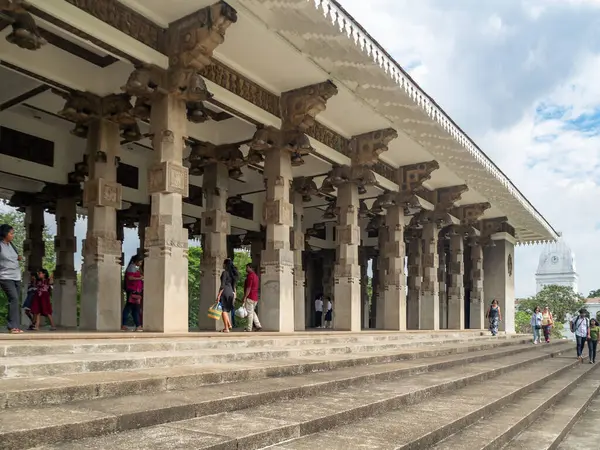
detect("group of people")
[569,308,599,364]
[315,295,333,328]
[215,258,262,332]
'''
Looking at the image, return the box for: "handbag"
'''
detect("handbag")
[207,302,222,320]
[534,325,541,330]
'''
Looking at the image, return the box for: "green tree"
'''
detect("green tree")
[588,289,600,298]
[517,285,585,338]
[515,310,532,335]
[0,209,57,326]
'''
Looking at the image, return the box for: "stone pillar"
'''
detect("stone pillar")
[438,240,448,329]
[420,223,439,330]
[250,239,262,269]
[23,204,44,273]
[53,197,78,328]
[322,249,335,306]
[406,235,422,330]
[291,191,305,331]
[469,241,485,329]
[447,232,465,330]
[137,211,150,257]
[383,206,406,330]
[483,233,515,333]
[333,182,361,331]
[199,163,230,331]
[375,224,388,329]
[144,93,189,332]
[360,248,369,330]
[370,254,379,329]
[80,119,123,331]
[261,148,295,332]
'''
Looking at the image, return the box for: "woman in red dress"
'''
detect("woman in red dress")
[30,268,56,331]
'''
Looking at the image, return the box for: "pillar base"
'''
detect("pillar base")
[294,270,305,331]
[470,301,485,329]
[80,263,122,331]
[261,255,294,332]
[383,286,407,331]
[144,242,189,333]
[420,292,440,330]
[407,289,421,330]
[447,294,465,330]
[54,278,78,328]
[198,261,225,331]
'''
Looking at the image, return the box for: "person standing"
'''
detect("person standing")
[588,318,599,364]
[30,268,56,331]
[531,306,543,344]
[243,263,261,332]
[324,297,333,329]
[315,294,324,329]
[0,224,23,334]
[216,258,237,333]
[122,254,144,332]
[571,309,591,363]
[485,299,502,336]
[541,306,554,343]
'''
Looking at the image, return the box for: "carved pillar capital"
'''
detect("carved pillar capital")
[280,81,338,132]
[349,128,397,167]
[1,1,46,50]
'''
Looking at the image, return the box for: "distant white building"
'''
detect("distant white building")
[535,239,578,294]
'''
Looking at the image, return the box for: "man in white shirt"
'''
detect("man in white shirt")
[572,309,591,362]
[315,295,323,328]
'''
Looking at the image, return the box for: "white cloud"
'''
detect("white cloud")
[339,0,600,297]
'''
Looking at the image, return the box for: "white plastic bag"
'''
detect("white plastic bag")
[235,306,248,318]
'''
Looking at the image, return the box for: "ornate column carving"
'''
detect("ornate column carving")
[438,239,448,329]
[56,90,137,330]
[448,230,465,330]
[53,195,78,328]
[451,203,491,330]
[120,2,238,332]
[23,203,44,274]
[420,222,439,330]
[382,204,406,330]
[290,178,316,331]
[469,239,484,329]
[199,162,230,330]
[247,81,337,331]
[369,215,386,330]
[0,1,46,50]
[406,230,422,330]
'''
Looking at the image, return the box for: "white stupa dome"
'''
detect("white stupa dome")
[536,238,576,276]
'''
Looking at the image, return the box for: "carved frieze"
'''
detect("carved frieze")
[349,128,397,167]
[147,161,189,197]
[1,1,46,50]
[263,200,293,226]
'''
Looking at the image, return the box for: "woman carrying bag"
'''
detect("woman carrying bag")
[215,258,238,333]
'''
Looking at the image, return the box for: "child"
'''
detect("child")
[324,297,333,329]
[588,318,600,364]
[530,306,542,344]
[30,268,56,331]
[22,272,37,330]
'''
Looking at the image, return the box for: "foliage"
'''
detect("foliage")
[515,310,532,335]
[517,285,585,339]
[588,289,600,299]
[0,210,57,326]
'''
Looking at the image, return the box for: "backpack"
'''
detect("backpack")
[571,316,589,334]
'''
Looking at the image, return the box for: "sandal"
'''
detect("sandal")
[8,328,23,334]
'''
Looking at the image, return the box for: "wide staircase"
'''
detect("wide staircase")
[0,331,596,449]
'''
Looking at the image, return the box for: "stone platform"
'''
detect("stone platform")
[0,331,596,449]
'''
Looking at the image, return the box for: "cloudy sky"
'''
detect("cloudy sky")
[2,0,598,298]
[338,0,600,297]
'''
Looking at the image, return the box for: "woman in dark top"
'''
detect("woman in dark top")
[216,258,238,332]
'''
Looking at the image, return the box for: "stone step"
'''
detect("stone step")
[506,365,600,449]
[0,339,548,410]
[1,343,570,449]
[0,335,530,379]
[432,361,600,449]
[261,353,579,450]
[556,395,600,449]
[0,331,495,357]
